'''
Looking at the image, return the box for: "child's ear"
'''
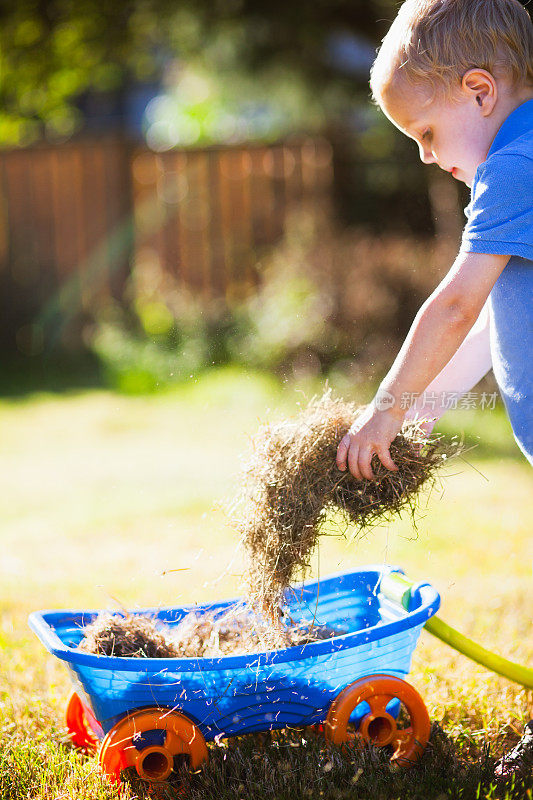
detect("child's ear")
[461,69,497,115]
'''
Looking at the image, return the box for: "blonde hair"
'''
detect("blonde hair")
[370,0,533,103]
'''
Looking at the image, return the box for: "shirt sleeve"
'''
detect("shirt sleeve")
[461,152,533,261]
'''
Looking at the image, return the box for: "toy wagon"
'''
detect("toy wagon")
[28,566,440,785]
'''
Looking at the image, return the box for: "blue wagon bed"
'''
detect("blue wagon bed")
[29,566,440,784]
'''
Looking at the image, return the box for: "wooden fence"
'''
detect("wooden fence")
[0,135,333,352]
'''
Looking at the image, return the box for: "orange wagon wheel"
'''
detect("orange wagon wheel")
[65,692,100,751]
[99,707,208,784]
[325,674,430,766]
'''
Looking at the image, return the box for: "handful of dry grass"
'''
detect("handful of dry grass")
[238,391,458,620]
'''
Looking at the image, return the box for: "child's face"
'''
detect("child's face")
[381,85,495,187]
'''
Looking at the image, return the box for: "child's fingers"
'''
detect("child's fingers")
[347,444,362,481]
[376,445,398,472]
[358,448,375,481]
[336,434,350,471]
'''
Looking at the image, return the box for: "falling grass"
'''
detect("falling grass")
[238,392,460,619]
[81,391,460,653]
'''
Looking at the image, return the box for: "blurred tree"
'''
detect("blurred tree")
[3,0,527,233]
[0,0,396,144]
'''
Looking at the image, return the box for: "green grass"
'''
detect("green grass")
[1,367,532,799]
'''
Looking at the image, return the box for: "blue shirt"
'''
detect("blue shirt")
[461,99,533,464]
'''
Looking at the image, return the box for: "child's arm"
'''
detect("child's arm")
[336,250,509,480]
[404,300,491,432]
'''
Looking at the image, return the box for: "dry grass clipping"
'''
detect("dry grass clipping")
[79,606,341,658]
[79,612,180,658]
[238,391,459,620]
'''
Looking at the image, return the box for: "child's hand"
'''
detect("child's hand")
[336,403,404,481]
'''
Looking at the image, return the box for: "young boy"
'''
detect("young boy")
[335,0,533,778]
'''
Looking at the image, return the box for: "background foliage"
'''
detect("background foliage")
[89,208,450,393]
[0,0,399,144]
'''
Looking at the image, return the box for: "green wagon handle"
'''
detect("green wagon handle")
[380,572,533,690]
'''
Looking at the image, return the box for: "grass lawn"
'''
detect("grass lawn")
[1,367,531,799]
